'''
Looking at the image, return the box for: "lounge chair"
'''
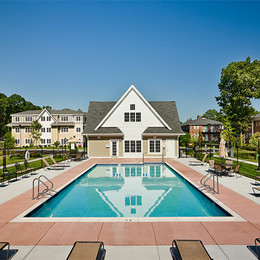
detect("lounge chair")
[255,238,260,259]
[15,162,30,178]
[189,153,208,166]
[252,186,260,195]
[66,241,105,260]
[50,156,70,167]
[42,158,64,170]
[171,240,213,260]
[0,242,10,260]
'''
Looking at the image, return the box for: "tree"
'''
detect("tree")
[0,93,8,136]
[179,132,191,147]
[30,120,42,146]
[249,132,260,148]
[202,109,223,122]
[4,131,15,149]
[216,57,260,136]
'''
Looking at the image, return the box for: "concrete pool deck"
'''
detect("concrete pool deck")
[0,157,260,259]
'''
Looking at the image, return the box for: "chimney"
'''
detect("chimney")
[197,115,200,119]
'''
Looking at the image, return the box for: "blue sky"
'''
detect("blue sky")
[0,1,259,122]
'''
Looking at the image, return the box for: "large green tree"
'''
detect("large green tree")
[29,120,42,146]
[202,109,223,122]
[216,57,260,136]
[0,93,42,137]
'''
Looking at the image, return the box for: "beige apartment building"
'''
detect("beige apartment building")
[8,108,86,147]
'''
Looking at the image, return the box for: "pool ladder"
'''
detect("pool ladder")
[200,171,219,194]
[32,175,56,200]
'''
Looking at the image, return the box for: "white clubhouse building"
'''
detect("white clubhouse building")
[83,85,184,158]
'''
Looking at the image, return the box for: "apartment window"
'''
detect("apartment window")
[125,140,141,153]
[149,140,161,153]
[41,116,45,121]
[15,127,20,133]
[194,126,198,130]
[47,139,52,144]
[47,128,51,133]
[46,116,51,121]
[15,117,20,122]
[76,127,81,132]
[25,127,31,133]
[130,104,135,110]
[41,128,45,133]
[130,113,135,122]
[61,127,69,133]
[76,116,81,121]
[61,116,68,121]
[15,139,20,145]
[41,139,46,144]
[25,138,31,144]
[25,116,32,122]
[211,126,215,132]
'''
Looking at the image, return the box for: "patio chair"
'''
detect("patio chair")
[171,240,213,260]
[208,160,215,172]
[15,162,30,178]
[0,242,10,260]
[66,241,106,260]
[189,153,208,166]
[213,163,223,175]
[225,160,233,171]
[229,164,241,177]
[50,156,70,167]
[42,158,64,170]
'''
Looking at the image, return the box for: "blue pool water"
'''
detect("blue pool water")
[27,164,231,218]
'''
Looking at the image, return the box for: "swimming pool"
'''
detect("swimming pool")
[26,163,231,218]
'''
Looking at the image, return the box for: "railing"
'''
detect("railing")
[200,171,219,194]
[32,175,56,200]
[162,153,164,164]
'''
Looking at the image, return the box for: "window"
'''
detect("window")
[41,116,45,121]
[76,127,81,132]
[61,116,68,121]
[125,141,130,152]
[15,139,20,145]
[125,140,141,153]
[41,139,46,144]
[46,116,51,121]
[61,127,69,133]
[25,138,31,144]
[47,139,52,144]
[149,140,161,153]
[76,116,81,121]
[41,128,45,133]
[124,112,141,122]
[15,127,20,133]
[25,116,32,122]
[130,113,135,122]
[136,113,141,122]
[47,128,51,133]
[25,127,31,133]
[15,117,20,122]
[124,113,130,122]
[194,125,198,130]
[211,126,215,132]
[130,104,135,110]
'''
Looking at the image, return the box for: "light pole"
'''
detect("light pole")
[257,136,260,171]
[3,137,7,174]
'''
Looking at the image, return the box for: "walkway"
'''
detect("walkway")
[0,158,259,259]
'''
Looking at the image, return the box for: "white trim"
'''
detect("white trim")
[94,84,172,131]
[36,108,58,124]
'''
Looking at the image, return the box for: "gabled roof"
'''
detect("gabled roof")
[252,113,260,119]
[94,84,171,131]
[36,108,57,123]
[181,117,223,126]
[83,101,183,135]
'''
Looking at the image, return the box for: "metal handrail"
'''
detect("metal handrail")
[32,175,56,200]
[200,170,219,194]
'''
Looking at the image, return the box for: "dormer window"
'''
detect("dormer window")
[130,104,135,110]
